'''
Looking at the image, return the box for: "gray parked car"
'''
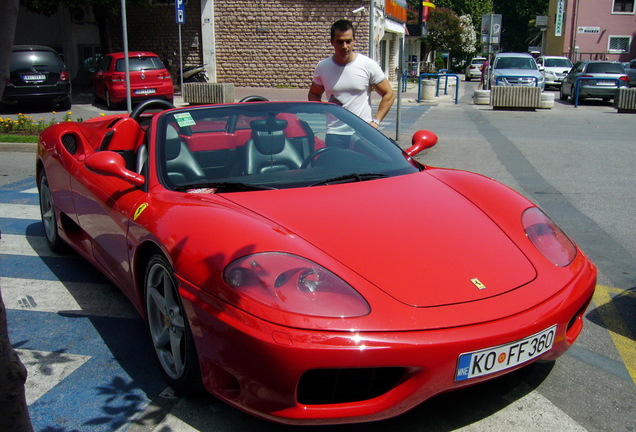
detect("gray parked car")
[624,59,636,87]
[489,52,545,90]
[559,60,629,103]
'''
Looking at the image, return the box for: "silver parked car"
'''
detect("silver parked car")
[464,57,487,81]
[536,56,573,89]
[559,61,629,103]
[490,53,545,90]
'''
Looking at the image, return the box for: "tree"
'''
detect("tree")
[22,0,141,56]
[492,0,549,52]
[407,0,493,31]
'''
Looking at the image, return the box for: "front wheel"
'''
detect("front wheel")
[144,254,203,395]
[559,85,568,101]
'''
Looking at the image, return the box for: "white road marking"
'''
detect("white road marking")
[17,349,91,406]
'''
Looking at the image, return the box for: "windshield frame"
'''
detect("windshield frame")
[153,102,421,192]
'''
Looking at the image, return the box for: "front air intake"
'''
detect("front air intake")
[297,367,406,405]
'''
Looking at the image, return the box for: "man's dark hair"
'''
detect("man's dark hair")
[331,19,355,40]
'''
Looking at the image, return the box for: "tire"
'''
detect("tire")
[559,85,568,101]
[105,89,116,110]
[38,171,67,253]
[58,97,71,111]
[144,254,204,395]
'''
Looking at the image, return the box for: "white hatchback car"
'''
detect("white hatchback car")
[464,57,487,81]
[537,56,573,89]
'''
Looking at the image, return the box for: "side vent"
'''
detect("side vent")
[61,134,78,155]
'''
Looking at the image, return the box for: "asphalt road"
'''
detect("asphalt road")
[0,82,634,431]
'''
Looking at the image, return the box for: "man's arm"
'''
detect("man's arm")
[308,82,325,101]
[371,78,396,127]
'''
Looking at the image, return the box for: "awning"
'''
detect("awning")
[385,18,406,35]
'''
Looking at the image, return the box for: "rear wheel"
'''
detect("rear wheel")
[105,90,116,110]
[144,254,203,394]
[38,171,66,253]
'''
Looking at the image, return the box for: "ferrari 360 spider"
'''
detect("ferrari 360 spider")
[36,98,597,425]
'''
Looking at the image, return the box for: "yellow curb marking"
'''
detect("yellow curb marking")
[592,284,636,385]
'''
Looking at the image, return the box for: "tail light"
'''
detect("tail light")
[58,71,69,82]
[110,73,126,83]
[619,75,629,83]
[157,71,171,80]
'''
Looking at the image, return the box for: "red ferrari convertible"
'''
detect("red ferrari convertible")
[36,98,596,425]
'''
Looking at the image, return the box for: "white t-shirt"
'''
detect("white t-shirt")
[312,53,386,123]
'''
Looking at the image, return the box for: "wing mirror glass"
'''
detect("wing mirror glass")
[85,151,145,186]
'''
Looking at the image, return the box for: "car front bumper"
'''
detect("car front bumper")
[179,258,596,425]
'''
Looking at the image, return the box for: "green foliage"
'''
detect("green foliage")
[0,112,84,137]
[425,8,463,53]
[493,0,549,52]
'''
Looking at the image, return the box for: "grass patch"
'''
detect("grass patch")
[0,134,39,143]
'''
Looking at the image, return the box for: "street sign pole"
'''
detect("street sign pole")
[175,0,186,92]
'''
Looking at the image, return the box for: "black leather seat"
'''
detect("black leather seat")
[245,118,303,174]
[165,125,206,184]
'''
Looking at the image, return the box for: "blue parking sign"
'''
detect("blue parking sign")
[175,0,185,24]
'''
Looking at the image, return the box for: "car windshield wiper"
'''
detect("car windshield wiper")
[310,173,388,187]
[174,182,278,193]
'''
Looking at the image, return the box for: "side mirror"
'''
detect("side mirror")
[85,151,145,186]
[405,130,438,157]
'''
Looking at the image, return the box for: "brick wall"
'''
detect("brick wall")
[112,2,203,78]
[214,0,369,88]
[113,0,373,88]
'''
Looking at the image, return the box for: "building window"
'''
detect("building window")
[612,0,634,13]
[608,36,631,53]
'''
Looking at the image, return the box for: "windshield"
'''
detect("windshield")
[586,63,626,74]
[544,58,572,68]
[115,56,164,72]
[494,57,537,70]
[154,102,421,192]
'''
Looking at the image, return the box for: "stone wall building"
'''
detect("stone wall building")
[14,0,408,89]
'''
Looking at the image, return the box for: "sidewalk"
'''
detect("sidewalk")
[0,79,463,153]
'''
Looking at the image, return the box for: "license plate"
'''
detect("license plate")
[23,74,46,81]
[455,325,556,381]
[134,88,156,95]
[596,80,615,86]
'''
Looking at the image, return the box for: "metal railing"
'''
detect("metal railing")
[572,77,623,108]
[417,73,460,104]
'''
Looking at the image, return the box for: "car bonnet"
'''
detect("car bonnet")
[222,172,537,307]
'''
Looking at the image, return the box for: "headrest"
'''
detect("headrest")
[250,118,289,155]
[250,118,288,132]
[165,124,182,160]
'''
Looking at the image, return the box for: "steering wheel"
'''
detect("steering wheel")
[130,99,175,121]
[239,95,269,103]
[300,146,340,169]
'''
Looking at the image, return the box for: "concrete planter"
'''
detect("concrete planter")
[182,82,235,105]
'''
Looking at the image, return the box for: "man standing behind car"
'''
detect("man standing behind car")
[308,19,395,146]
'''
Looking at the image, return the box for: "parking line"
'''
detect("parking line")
[592,284,636,385]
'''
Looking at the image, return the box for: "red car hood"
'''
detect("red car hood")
[223,173,536,307]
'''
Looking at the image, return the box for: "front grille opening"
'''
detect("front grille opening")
[297,367,406,405]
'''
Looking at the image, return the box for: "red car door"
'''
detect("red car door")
[70,162,147,296]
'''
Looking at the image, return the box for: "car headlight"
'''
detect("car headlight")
[522,207,577,267]
[224,252,370,317]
